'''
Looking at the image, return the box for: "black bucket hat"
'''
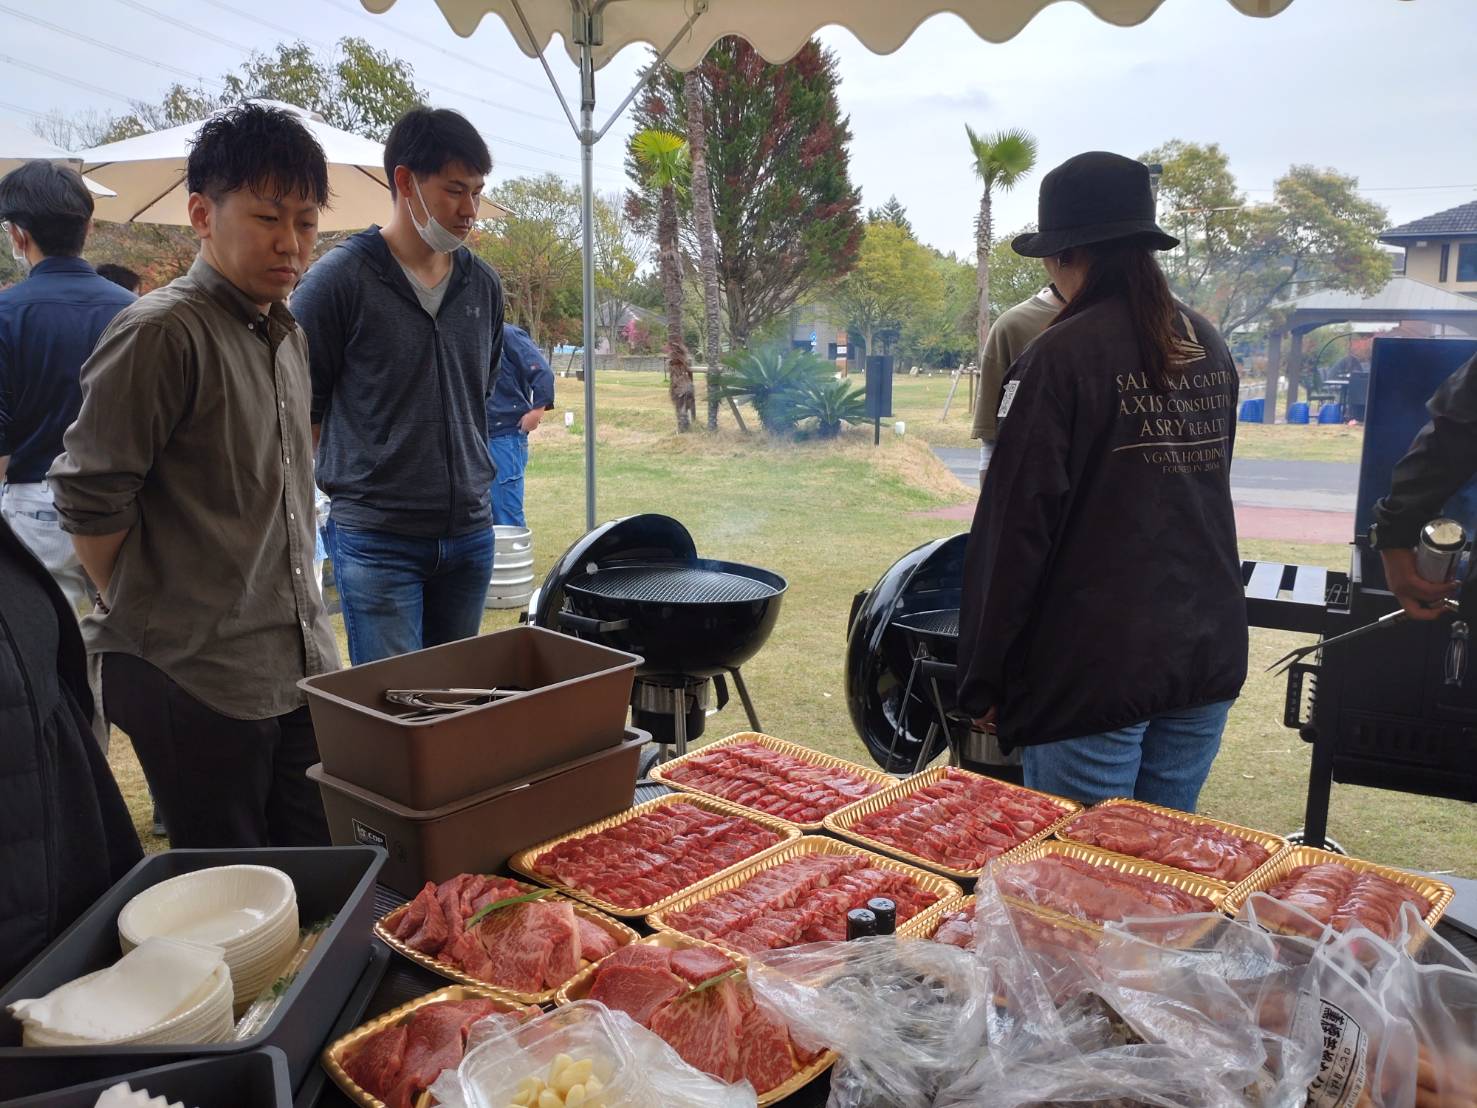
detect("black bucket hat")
[1012,151,1178,258]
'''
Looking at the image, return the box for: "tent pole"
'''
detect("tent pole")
[580,38,598,530]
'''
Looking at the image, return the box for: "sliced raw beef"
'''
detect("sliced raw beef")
[442,928,495,982]
[995,855,1215,922]
[600,944,677,972]
[1264,863,1431,941]
[576,917,619,962]
[589,963,687,1026]
[393,884,435,940]
[474,899,581,992]
[849,768,1068,872]
[1063,803,1270,882]
[342,1021,408,1101]
[649,976,745,1083]
[663,741,885,822]
[932,909,975,950]
[468,876,528,914]
[733,984,799,1093]
[669,946,734,984]
[403,886,452,954]
[533,801,785,910]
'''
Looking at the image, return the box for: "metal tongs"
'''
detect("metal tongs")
[383,687,521,720]
[1266,598,1461,676]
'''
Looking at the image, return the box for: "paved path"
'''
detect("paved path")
[929,446,1358,544]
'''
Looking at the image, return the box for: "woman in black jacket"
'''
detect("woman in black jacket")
[0,515,141,986]
[957,152,1247,811]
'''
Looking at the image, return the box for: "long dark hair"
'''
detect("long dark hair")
[1052,239,1181,390]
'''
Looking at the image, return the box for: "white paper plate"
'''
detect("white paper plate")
[118,866,296,953]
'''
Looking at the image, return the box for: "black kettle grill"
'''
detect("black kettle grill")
[531,514,787,753]
[845,534,1022,780]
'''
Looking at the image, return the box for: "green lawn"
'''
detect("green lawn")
[110,370,1472,875]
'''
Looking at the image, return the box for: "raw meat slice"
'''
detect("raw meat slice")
[442,928,494,982]
[932,910,975,949]
[342,1022,408,1100]
[393,884,435,940]
[475,904,555,993]
[599,944,675,972]
[734,987,797,1094]
[1064,803,1270,882]
[403,885,452,955]
[468,876,528,915]
[1264,863,1431,941]
[649,976,744,1083]
[995,855,1215,922]
[576,917,619,962]
[663,741,885,821]
[669,946,733,984]
[524,900,582,985]
[589,963,687,1026]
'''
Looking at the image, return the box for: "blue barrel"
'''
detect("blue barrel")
[1318,403,1344,424]
[1239,398,1264,422]
[1287,402,1310,424]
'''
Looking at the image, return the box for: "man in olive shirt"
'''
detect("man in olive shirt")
[972,285,1064,486]
[48,104,339,848]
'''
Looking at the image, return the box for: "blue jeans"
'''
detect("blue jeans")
[1021,700,1235,812]
[326,520,495,664]
[488,432,528,528]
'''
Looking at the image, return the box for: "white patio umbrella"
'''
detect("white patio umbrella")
[0,118,115,198]
[77,100,507,231]
[356,0,1375,527]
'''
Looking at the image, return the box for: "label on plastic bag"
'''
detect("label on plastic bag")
[1306,999,1368,1108]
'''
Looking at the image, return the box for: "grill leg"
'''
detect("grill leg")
[670,690,688,759]
[1301,729,1335,850]
[728,667,762,732]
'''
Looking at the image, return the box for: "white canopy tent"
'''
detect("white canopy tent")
[76,100,508,231]
[354,0,1360,527]
[0,119,115,198]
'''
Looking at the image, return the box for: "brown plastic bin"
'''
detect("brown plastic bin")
[308,727,649,895]
[300,625,641,809]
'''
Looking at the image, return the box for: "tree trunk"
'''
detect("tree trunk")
[975,186,992,371]
[659,183,695,433]
[685,70,724,432]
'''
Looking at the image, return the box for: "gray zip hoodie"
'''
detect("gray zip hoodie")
[295,226,504,538]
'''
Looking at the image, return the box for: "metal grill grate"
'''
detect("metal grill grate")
[574,565,777,604]
[892,609,961,638]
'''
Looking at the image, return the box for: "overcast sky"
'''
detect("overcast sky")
[5,0,1474,258]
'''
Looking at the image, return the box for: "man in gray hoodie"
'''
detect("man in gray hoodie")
[295,107,504,664]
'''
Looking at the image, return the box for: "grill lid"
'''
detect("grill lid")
[571,564,779,605]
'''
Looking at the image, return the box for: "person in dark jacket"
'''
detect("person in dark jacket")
[295,107,505,664]
[487,323,555,528]
[0,514,141,986]
[957,152,1247,812]
[1370,353,1477,618]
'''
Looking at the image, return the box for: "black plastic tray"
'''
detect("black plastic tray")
[0,846,386,1098]
[7,1046,293,1107]
[291,940,393,1108]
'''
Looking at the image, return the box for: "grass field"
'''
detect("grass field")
[109,370,1473,876]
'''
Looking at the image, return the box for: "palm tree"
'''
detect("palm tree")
[632,128,696,433]
[684,70,727,431]
[965,126,1038,368]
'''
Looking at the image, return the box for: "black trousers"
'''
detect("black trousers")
[102,653,330,849]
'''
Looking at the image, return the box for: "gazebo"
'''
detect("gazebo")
[1262,276,1477,422]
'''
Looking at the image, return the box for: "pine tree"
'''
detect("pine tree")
[867,195,914,237]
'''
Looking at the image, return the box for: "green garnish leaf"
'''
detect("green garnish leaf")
[688,967,743,995]
[465,888,556,929]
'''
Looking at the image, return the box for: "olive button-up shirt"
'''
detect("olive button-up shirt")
[49,257,339,720]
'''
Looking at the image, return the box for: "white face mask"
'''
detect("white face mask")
[5,223,30,274]
[409,176,467,254]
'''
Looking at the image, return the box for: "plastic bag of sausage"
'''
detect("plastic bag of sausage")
[428,999,759,1108]
[1262,893,1477,1108]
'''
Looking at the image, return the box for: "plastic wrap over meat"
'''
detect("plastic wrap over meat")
[428,999,758,1108]
[746,936,1000,1108]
